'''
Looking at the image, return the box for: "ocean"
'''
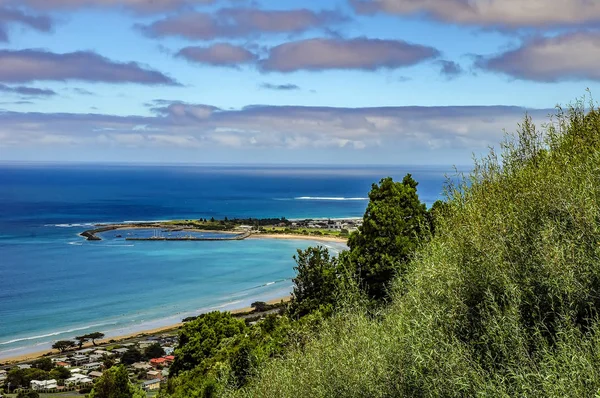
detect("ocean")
[0,164,454,359]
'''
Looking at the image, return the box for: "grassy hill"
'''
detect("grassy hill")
[225,99,600,397]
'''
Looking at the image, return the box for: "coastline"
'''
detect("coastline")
[249,233,348,243]
[0,296,290,365]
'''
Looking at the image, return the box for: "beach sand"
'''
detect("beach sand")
[0,296,290,365]
[249,233,348,244]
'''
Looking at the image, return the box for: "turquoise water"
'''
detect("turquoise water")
[0,164,451,359]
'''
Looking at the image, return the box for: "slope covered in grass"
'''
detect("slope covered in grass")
[229,101,600,397]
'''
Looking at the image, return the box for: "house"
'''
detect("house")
[82,362,101,371]
[141,379,161,391]
[76,348,95,355]
[89,354,104,362]
[88,371,103,379]
[17,364,31,369]
[150,358,167,368]
[52,357,68,363]
[163,355,175,363]
[112,348,129,355]
[65,373,93,386]
[94,350,111,356]
[68,368,82,374]
[0,369,7,381]
[31,379,58,391]
[69,355,89,366]
[55,361,69,367]
[132,362,153,370]
[147,370,163,380]
[139,339,158,349]
[163,347,174,355]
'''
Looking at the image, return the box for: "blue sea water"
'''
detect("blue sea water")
[0,164,454,359]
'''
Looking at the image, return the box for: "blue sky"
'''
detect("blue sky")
[0,0,598,165]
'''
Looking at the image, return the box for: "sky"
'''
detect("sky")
[0,0,598,165]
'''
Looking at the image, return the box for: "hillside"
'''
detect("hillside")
[224,99,600,397]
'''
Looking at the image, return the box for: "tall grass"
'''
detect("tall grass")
[225,98,600,397]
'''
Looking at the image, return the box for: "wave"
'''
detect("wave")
[294,197,368,201]
[0,322,115,346]
[47,223,96,228]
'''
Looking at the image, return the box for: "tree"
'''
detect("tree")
[121,347,143,365]
[52,340,76,352]
[89,365,145,398]
[347,175,428,300]
[143,343,165,360]
[31,357,54,371]
[288,246,341,318]
[85,332,105,346]
[75,335,89,349]
[49,366,71,381]
[6,368,26,388]
[170,311,246,376]
[250,301,270,312]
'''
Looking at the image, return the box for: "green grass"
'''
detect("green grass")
[224,99,600,397]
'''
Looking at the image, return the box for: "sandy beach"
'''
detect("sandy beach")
[0,296,290,365]
[249,233,348,243]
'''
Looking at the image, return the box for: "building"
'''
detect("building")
[17,364,31,370]
[150,358,167,368]
[142,379,161,391]
[88,371,103,379]
[31,379,58,391]
[163,355,175,363]
[132,362,153,370]
[55,361,69,367]
[69,355,89,366]
[82,362,101,371]
[65,374,93,386]
[147,370,163,380]
[112,348,129,355]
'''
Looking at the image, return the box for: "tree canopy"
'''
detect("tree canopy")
[170,311,246,376]
[52,340,75,352]
[347,174,428,300]
[89,365,145,398]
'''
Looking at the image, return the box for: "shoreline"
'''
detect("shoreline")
[249,233,348,243]
[0,297,290,365]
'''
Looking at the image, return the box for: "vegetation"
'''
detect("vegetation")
[89,365,145,398]
[221,98,600,397]
[144,343,166,360]
[51,340,75,352]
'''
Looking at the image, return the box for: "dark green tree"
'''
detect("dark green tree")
[31,357,54,371]
[250,301,269,312]
[120,347,143,365]
[75,335,89,348]
[85,332,105,346]
[52,340,76,352]
[288,246,340,318]
[49,366,71,381]
[89,365,145,398]
[143,343,165,360]
[6,368,26,388]
[170,311,246,376]
[347,175,428,300]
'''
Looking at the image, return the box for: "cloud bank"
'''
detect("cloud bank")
[477,32,600,82]
[0,0,215,13]
[259,38,440,72]
[0,6,52,41]
[140,8,346,40]
[0,104,550,154]
[176,43,257,67]
[0,49,178,84]
[0,84,56,96]
[351,0,600,29]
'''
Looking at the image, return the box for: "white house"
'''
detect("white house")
[66,373,93,386]
[31,379,58,391]
[82,362,101,370]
